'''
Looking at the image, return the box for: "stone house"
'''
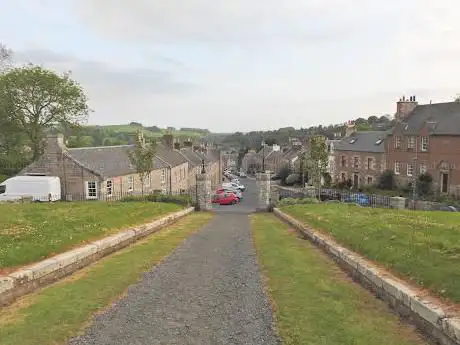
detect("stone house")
[387,96,460,196]
[20,133,193,200]
[333,123,387,188]
[241,151,263,174]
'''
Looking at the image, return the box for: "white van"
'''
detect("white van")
[0,175,61,202]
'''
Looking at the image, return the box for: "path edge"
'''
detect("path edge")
[273,208,460,345]
[0,207,194,307]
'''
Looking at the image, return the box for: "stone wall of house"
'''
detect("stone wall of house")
[170,162,189,193]
[333,150,385,187]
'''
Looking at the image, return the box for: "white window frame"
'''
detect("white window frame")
[106,179,113,196]
[407,163,413,177]
[395,136,402,149]
[85,181,98,200]
[367,176,373,184]
[367,157,373,170]
[161,169,166,183]
[421,136,429,151]
[419,163,427,175]
[394,161,401,175]
[127,175,134,192]
[407,136,415,149]
[353,156,359,169]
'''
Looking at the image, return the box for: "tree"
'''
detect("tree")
[377,170,395,190]
[417,173,433,197]
[0,43,12,72]
[127,130,157,195]
[306,135,328,198]
[0,65,90,160]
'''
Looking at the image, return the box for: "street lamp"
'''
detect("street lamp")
[261,138,265,172]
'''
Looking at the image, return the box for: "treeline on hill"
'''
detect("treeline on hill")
[222,115,394,149]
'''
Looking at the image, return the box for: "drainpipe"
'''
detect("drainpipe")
[169,166,172,195]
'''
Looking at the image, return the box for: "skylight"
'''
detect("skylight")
[375,139,383,145]
[349,139,356,144]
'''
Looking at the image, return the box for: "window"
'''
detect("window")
[341,156,346,167]
[367,157,373,170]
[0,185,5,194]
[394,161,401,175]
[407,136,415,149]
[161,169,166,183]
[145,173,151,187]
[419,163,427,174]
[86,181,97,200]
[106,180,113,196]
[127,176,134,191]
[421,136,429,151]
[394,136,402,149]
[407,164,413,177]
[353,156,359,169]
[367,176,373,184]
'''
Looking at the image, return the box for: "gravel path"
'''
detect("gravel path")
[68,211,280,345]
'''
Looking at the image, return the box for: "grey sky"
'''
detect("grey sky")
[2,0,460,132]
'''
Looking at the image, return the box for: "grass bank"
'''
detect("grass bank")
[281,203,460,303]
[251,214,427,345]
[0,212,212,345]
[0,201,182,270]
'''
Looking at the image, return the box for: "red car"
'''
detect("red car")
[212,192,239,205]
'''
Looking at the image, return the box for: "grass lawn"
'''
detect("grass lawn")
[251,214,427,345]
[281,203,460,303]
[0,201,183,270]
[0,212,212,345]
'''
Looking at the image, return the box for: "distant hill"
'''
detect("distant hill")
[65,123,209,148]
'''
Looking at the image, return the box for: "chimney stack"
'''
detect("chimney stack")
[162,133,174,150]
[344,120,356,137]
[395,95,418,122]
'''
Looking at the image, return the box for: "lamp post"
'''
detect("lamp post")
[262,138,265,172]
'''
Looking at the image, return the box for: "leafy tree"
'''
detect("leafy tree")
[127,130,157,195]
[278,166,291,185]
[417,173,433,196]
[305,135,328,197]
[0,65,90,160]
[377,170,395,190]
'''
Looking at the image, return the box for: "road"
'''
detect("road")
[69,178,280,345]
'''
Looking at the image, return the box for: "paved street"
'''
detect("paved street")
[69,179,280,345]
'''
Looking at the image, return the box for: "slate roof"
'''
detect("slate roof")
[180,148,203,167]
[398,102,460,135]
[283,147,302,161]
[334,131,387,153]
[265,150,287,163]
[155,143,189,167]
[67,145,170,178]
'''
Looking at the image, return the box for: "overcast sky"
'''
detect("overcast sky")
[1,1,459,132]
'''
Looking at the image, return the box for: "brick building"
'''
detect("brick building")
[386,96,460,196]
[333,123,387,187]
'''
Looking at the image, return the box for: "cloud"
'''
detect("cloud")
[76,0,393,44]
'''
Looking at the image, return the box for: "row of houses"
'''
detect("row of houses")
[241,96,460,197]
[20,133,222,200]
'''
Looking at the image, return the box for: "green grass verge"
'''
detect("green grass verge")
[0,212,212,345]
[280,203,460,303]
[251,214,427,345]
[0,202,182,270]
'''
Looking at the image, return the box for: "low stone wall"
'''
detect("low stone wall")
[0,207,194,307]
[274,208,460,345]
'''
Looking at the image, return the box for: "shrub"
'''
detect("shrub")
[285,173,300,186]
[417,173,433,197]
[0,174,7,183]
[278,166,291,185]
[121,193,192,206]
[377,170,395,190]
[278,197,319,206]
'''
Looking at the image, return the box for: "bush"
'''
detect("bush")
[0,174,7,183]
[377,170,395,190]
[417,173,433,197]
[285,173,300,186]
[121,193,192,206]
[278,197,319,206]
[278,166,291,185]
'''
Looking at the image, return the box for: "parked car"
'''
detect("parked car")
[0,175,61,202]
[216,188,243,200]
[239,171,247,178]
[343,193,369,205]
[212,192,239,205]
[439,205,458,212]
[223,182,246,192]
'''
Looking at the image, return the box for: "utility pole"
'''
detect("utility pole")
[262,138,265,172]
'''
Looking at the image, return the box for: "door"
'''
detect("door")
[353,173,359,188]
[441,173,449,193]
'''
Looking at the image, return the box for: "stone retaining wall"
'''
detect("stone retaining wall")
[274,208,460,345]
[0,207,194,307]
